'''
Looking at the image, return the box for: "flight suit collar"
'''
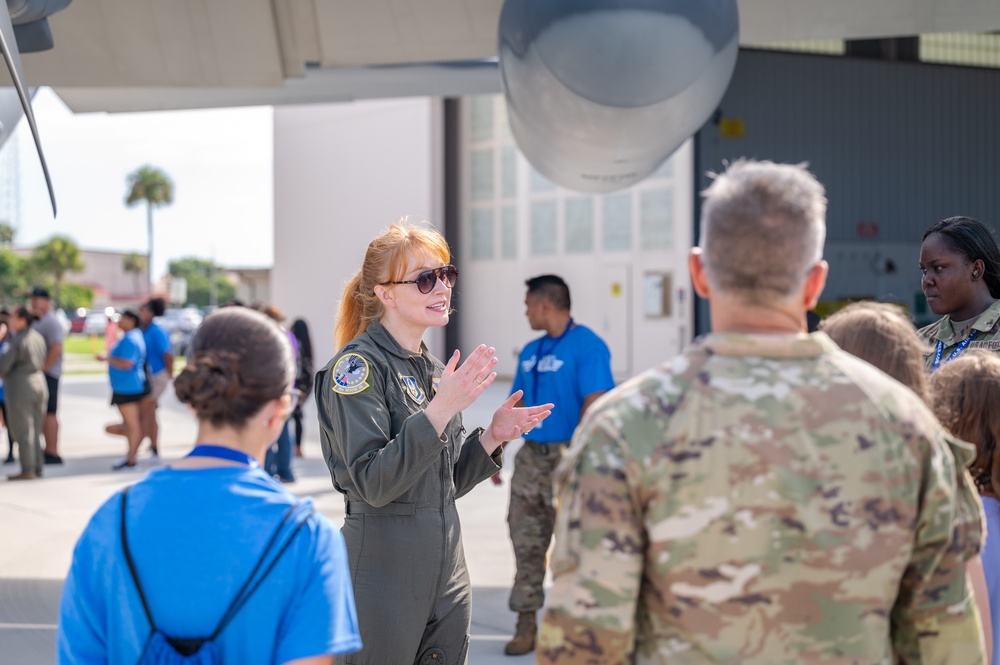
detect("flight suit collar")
[933,299,1000,344]
[367,319,429,360]
[696,331,840,359]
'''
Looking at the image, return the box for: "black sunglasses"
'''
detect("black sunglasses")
[383,265,459,294]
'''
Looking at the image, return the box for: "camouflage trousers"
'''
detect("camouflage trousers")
[507,439,568,613]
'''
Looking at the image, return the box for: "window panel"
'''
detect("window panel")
[640,190,673,249]
[471,208,495,260]
[501,205,518,259]
[531,201,558,255]
[602,194,632,251]
[565,198,594,253]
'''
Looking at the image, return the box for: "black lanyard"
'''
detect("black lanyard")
[531,319,574,404]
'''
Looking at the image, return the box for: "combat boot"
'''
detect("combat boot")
[504,611,537,655]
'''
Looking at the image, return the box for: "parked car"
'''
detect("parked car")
[83,311,109,336]
[155,308,203,334]
[69,308,87,334]
[55,308,71,335]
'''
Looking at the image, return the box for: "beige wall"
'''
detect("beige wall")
[271,98,443,370]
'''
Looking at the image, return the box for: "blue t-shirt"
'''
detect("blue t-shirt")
[142,322,172,375]
[109,328,146,395]
[511,323,615,443]
[57,465,362,664]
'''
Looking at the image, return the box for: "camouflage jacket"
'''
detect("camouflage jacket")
[538,332,984,665]
[918,299,1000,371]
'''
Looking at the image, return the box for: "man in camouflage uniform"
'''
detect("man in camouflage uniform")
[537,159,986,665]
[500,275,614,655]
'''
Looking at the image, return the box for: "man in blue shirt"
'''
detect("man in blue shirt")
[105,298,173,461]
[500,274,615,656]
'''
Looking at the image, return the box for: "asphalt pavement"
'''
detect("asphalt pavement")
[0,374,538,664]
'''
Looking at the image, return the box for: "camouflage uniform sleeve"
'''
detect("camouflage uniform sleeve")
[537,410,644,664]
[891,431,985,665]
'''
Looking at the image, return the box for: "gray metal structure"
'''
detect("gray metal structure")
[694,48,1000,331]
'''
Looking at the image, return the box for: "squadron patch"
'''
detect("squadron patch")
[332,353,370,395]
[432,377,440,394]
[399,375,426,404]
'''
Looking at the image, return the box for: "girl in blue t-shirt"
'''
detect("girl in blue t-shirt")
[97,310,147,470]
[59,307,361,664]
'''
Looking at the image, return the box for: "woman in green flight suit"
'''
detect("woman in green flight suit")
[316,222,552,665]
[918,216,1000,371]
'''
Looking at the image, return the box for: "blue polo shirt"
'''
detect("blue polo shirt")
[511,323,615,443]
[109,328,146,395]
[142,322,171,375]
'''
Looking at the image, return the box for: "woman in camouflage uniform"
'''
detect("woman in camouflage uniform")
[918,216,1000,370]
[316,222,552,665]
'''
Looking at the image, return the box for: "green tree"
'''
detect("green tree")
[60,283,94,311]
[168,257,235,307]
[125,165,174,292]
[123,251,148,296]
[31,235,84,308]
[0,248,29,306]
[0,221,15,246]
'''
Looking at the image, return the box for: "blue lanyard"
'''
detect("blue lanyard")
[932,329,979,371]
[530,319,574,404]
[186,444,259,468]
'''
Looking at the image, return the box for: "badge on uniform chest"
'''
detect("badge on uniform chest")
[399,375,426,404]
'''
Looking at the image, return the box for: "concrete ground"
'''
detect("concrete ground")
[0,374,539,664]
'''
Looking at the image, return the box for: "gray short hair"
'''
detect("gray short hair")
[700,159,827,303]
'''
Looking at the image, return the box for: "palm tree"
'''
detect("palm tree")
[0,221,14,246]
[31,235,84,308]
[123,251,148,296]
[125,166,174,292]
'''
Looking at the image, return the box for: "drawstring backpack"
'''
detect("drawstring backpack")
[120,486,315,664]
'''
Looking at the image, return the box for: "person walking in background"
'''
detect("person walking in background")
[261,305,298,483]
[138,297,172,459]
[103,298,173,462]
[822,300,991,656]
[290,318,313,458]
[918,216,1000,369]
[538,160,985,664]
[0,307,14,465]
[30,287,64,465]
[498,274,614,656]
[0,307,49,481]
[317,222,551,665]
[57,307,362,664]
[932,351,1000,665]
[96,310,148,471]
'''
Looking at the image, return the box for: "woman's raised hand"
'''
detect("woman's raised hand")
[423,344,498,435]
[480,390,554,454]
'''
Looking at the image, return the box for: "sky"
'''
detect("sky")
[10,88,274,280]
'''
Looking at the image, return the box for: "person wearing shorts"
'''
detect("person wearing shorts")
[96,310,147,470]
[105,298,173,460]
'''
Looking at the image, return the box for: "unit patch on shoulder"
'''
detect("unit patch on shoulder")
[399,375,426,404]
[332,353,370,395]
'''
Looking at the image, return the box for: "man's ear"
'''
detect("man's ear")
[803,260,829,310]
[688,248,712,299]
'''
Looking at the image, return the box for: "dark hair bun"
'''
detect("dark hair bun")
[174,349,243,419]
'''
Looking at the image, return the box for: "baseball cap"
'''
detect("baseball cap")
[30,287,50,299]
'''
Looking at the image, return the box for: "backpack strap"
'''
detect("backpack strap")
[120,486,158,633]
[120,485,314,642]
[209,502,315,639]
